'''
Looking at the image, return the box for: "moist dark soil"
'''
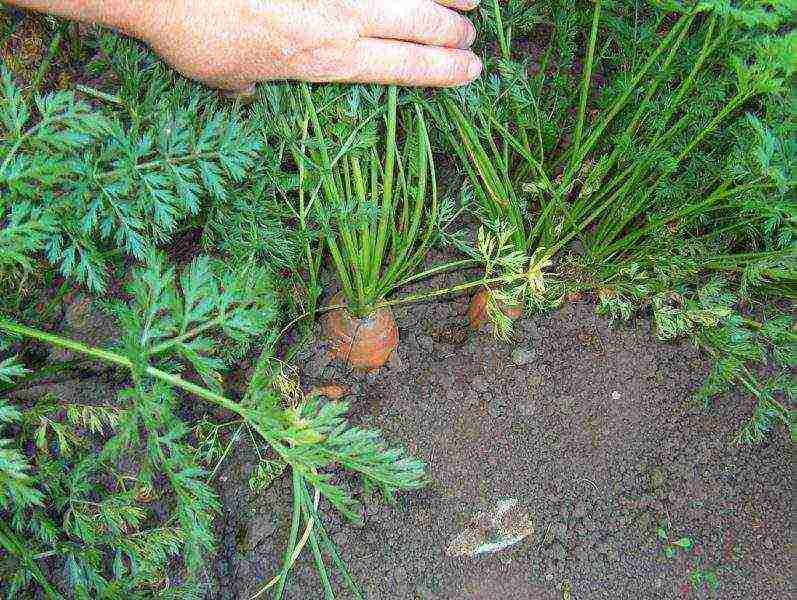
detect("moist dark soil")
[209,294,792,600]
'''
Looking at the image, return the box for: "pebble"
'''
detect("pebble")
[332,530,351,549]
[472,375,490,392]
[574,544,590,561]
[363,493,381,517]
[414,585,438,600]
[763,537,775,550]
[549,541,568,561]
[550,521,568,540]
[388,350,404,370]
[650,467,667,489]
[511,346,537,366]
[244,513,277,550]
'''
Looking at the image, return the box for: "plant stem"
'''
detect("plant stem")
[369,86,399,286]
[28,24,63,95]
[570,0,603,174]
[271,470,303,600]
[377,275,514,310]
[74,84,124,106]
[0,317,250,421]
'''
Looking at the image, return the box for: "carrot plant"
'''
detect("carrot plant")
[255,82,525,365]
[0,21,428,598]
[0,252,426,599]
[298,85,439,319]
[438,0,795,440]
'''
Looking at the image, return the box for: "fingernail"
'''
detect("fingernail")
[465,20,477,47]
[468,56,483,80]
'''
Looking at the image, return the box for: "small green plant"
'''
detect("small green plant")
[0,33,269,292]
[688,566,721,596]
[658,520,726,597]
[657,520,695,559]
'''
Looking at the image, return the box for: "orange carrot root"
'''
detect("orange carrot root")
[467,288,523,331]
[321,293,398,369]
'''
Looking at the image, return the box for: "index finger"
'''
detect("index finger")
[435,0,481,9]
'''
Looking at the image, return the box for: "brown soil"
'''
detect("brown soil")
[210,296,792,600]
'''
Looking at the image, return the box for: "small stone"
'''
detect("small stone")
[307,350,334,379]
[487,402,505,418]
[393,565,408,584]
[555,396,576,415]
[650,468,666,490]
[521,320,542,339]
[462,388,478,406]
[363,493,381,517]
[549,541,568,561]
[332,530,351,549]
[542,559,557,581]
[414,586,438,600]
[529,558,542,579]
[634,512,654,533]
[573,502,589,519]
[387,350,404,370]
[472,375,490,392]
[575,544,589,561]
[582,518,597,532]
[511,346,537,366]
[243,513,278,550]
[550,521,568,541]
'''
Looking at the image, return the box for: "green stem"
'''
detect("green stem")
[377,275,518,310]
[491,0,510,60]
[74,84,124,106]
[273,471,303,600]
[570,0,603,173]
[0,317,251,421]
[28,25,64,95]
[369,86,399,285]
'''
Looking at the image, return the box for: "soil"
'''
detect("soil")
[2,10,792,600]
[209,292,793,600]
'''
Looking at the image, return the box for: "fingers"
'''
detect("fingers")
[321,38,482,87]
[434,0,481,9]
[359,0,476,49]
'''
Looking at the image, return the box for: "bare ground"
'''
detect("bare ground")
[209,297,793,600]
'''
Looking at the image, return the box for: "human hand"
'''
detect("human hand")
[127,0,483,91]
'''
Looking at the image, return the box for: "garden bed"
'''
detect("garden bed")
[205,290,791,599]
[0,3,793,600]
